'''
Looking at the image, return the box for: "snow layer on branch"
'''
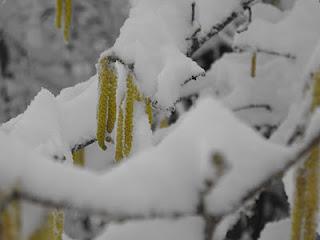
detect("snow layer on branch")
[0,97,292,219]
[104,0,204,107]
[234,0,320,62]
[1,76,99,158]
[96,217,203,240]
[58,77,99,148]
[197,52,302,127]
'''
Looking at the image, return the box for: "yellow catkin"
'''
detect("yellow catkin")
[291,168,307,240]
[251,52,257,78]
[97,58,111,150]
[145,97,153,127]
[303,149,319,240]
[73,148,85,167]
[160,117,169,129]
[29,211,64,240]
[63,0,72,42]
[106,73,117,134]
[291,71,320,240]
[311,72,320,110]
[55,0,63,29]
[134,84,142,102]
[115,104,124,162]
[0,201,20,240]
[124,74,135,157]
[302,71,320,240]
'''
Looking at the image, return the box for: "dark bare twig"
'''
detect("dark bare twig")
[234,46,296,60]
[72,136,113,153]
[186,0,258,57]
[233,104,272,112]
[183,72,206,85]
[287,125,305,145]
[71,139,97,153]
[191,2,196,24]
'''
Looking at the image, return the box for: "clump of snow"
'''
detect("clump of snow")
[251,3,284,23]
[102,0,205,107]
[234,0,320,64]
[202,97,291,216]
[258,218,290,240]
[196,52,302,128]
[96,217,203,240]
[195,0,239,35]
[131,103,153,156]
[155,46,203,106]
[0,97,293,220]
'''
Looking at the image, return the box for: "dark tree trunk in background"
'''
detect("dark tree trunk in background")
[0,31,12,78]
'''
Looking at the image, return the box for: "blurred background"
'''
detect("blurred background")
[0,0,128,122]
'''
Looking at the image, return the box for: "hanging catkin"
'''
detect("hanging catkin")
[124,74,135,157]
[73,148,85,166]
[160,117,169,128]
[63,0,72,42]
[0,201,20,240]
[55,0,63,29]
[115,103,124,162]
[97,58,117,150]
[291,168,307,240]
[251,52,257,78]
[302,71,320,240]
[303,147,319,240]
[29,211,63,240]
[106,72,117,134]
[145,97,153,127]
[291,71,320,240]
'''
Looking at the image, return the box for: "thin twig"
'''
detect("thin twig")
[191,2,196,24]
[234,46,296,60]
[233,104,272,112]
[186,0,258,57]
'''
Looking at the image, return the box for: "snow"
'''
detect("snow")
[251,3,284,23]
[258,218,290,240]
[195,52,302,128]
[2,0,320,238]
[131,103,153,156]
[102,0,259,108]
[96,217,204,240]
[234,0,320,63]
[195,0,239,35]
[1,77,99,157]
[103,0,204,107]
[0,97,294,220]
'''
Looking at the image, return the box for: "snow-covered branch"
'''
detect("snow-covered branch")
[187,0,258,57]
[2,97,320,239]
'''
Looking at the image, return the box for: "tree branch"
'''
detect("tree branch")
[186,0,258,57]
[211,123,320,220]
[233,104,273,112]
[2,117,320,239]
[234,45,296,60]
